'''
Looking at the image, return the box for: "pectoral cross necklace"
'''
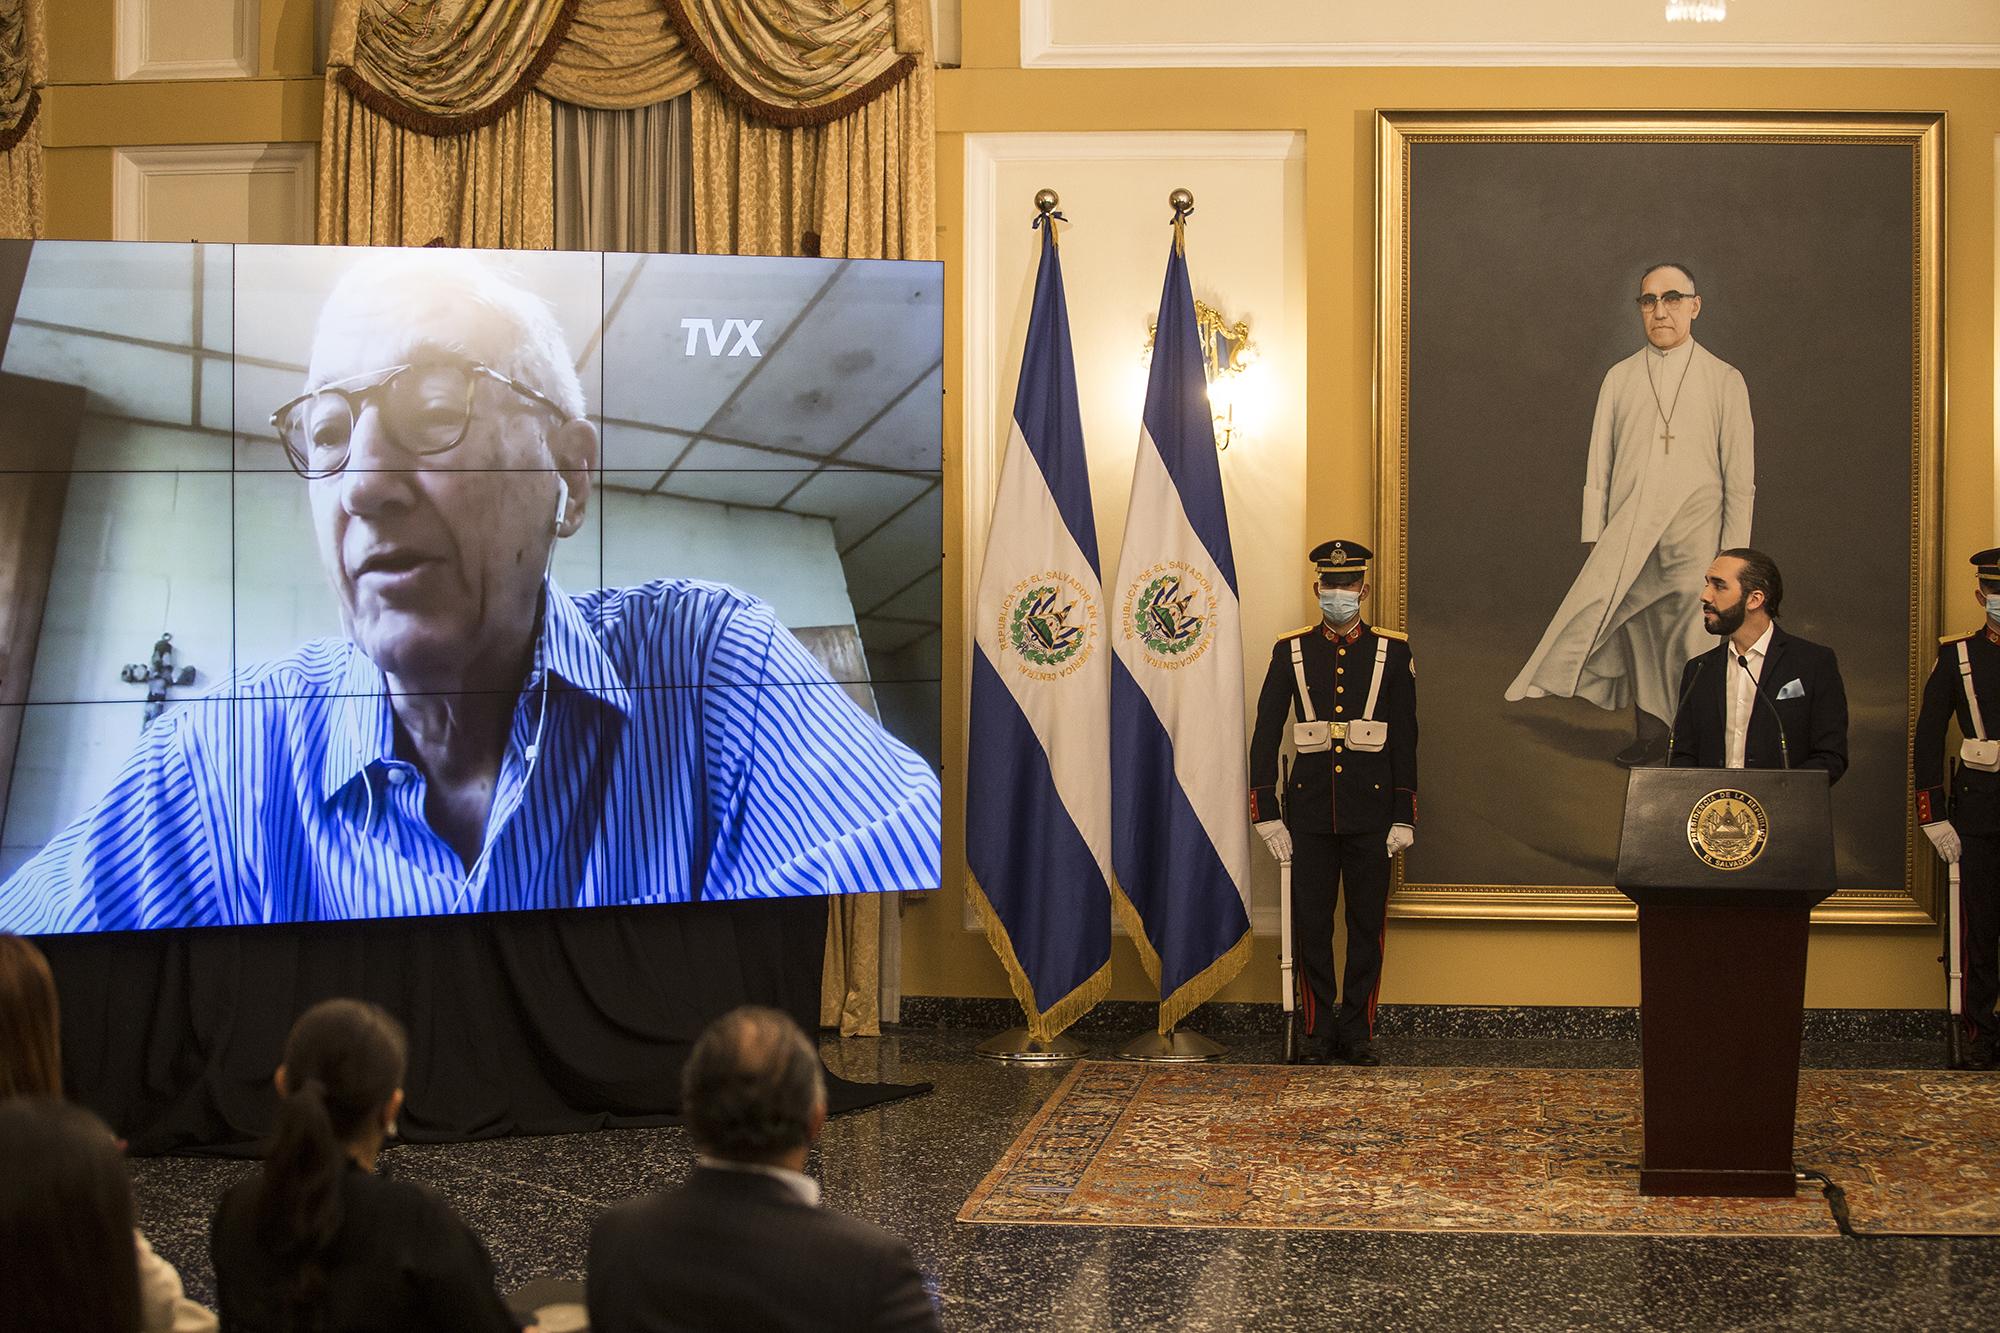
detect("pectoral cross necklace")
[1645,348,1694,454]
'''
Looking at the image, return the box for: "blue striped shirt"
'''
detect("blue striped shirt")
[0,580,940,933]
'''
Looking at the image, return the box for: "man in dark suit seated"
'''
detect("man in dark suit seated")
[1667,548,1849,780]
[587,1007,941,1333]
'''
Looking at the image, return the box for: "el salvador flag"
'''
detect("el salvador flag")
[1108,220,1252,1033]
[965,212,1112,1041]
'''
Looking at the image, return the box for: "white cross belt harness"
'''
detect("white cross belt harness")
[1957,639,2000,771]
[1290,637,1389,754]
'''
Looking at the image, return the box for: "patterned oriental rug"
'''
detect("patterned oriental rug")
[959,1062,2000,1237]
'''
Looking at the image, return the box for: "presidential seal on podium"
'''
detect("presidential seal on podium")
[1686,789,1770,871]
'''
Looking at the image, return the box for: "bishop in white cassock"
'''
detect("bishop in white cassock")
[1505,263,1755,766]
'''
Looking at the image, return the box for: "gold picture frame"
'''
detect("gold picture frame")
[1373,110,1944,924]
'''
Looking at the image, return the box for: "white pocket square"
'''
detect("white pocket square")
[1775,678,1805,701]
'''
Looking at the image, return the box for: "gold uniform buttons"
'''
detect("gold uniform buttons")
[1334,765,1344,773]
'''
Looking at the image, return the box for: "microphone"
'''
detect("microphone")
[1736,652,1790,769]
[1665,658,1706,765]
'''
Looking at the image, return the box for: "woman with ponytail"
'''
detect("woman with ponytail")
[209,999,524,1332]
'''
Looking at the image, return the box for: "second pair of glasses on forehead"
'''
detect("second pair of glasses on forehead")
[270,359,570,480]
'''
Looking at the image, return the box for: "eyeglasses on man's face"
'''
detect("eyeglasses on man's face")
[1635,291,1697,312]
[270,359,569,480]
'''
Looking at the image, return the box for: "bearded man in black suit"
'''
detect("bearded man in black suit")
[1667,548,1848,780]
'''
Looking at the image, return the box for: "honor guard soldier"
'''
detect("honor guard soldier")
[1914,547,2000,1069]
[1249,540,1418,1065]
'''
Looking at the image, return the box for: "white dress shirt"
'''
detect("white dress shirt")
[1724,623,1775,769]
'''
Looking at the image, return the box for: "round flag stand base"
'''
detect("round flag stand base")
[975,1027,1087,1064]
[1117,1028,1225,1063]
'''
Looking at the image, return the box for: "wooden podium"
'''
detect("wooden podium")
[1615,767,1835,1197]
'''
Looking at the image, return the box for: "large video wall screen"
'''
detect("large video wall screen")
[0,241,943,933]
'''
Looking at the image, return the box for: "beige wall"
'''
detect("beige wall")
[908,3,2000,1011]
[41,3,319,241]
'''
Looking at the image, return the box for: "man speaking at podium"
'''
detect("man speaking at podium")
[1666,548,1848,781]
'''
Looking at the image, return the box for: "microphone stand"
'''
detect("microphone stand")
[1665,659,1706,765]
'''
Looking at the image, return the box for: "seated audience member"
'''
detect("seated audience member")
[0,933,216,1332]
[209,998,524,1332]
[0,1097,145,1333]
[587,1006,942,1333]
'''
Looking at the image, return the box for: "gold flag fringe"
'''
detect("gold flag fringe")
[964,873,1111,1044]
[1112,876,1251,1036]
[1109,882,1162,987]
[1157,928,1251,1036]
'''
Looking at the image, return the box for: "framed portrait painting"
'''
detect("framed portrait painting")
[1372,110,1943,923]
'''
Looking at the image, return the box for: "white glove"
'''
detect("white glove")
[1922,820,1962,864]
[1385,823,1415,856]
[1254,820,1292,862]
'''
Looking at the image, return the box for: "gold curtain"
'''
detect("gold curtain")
[319,0,573,246]
[320,82,554,248]
[322,0,923,247]
[0,0,45,239]
[689,34,933,259]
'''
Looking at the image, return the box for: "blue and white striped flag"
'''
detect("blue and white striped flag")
[1109,219,1252,1032]
[965,213,1112,1041]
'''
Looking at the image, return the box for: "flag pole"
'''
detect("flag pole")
[1946,860,1965,1068]
[1280,856,1298,1064]
[971,185,1093,1066]
[1116,187,1230,1065]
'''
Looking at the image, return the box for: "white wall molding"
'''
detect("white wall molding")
[1021,0,2000,69]
[962,132,1301,565]
[117,0,261,81]
[113,144,315,244]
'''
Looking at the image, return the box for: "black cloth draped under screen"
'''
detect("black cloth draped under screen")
[38,899,925,1155]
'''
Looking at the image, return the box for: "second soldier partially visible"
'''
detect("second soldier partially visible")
[1913,546,2000,1069]
[1249,540,1419,1066]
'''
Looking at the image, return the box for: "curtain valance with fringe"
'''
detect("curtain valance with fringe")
[332,0,917,129]
[320,0,926,249]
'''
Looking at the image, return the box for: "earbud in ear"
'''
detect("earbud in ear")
[553,477,570,535]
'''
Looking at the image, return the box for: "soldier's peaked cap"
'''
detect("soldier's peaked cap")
[1310,540,1372,576]
[1973,548,2000,581]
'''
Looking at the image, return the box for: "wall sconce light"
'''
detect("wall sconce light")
[1142,300,1261,450]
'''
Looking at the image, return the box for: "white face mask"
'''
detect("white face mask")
[1318,589,1362,623]
[1986,593,2000,622]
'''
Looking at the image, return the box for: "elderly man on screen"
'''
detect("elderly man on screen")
[0,252,941,933]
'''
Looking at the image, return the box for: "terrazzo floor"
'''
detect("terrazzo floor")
[127,1028,2000,1331]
